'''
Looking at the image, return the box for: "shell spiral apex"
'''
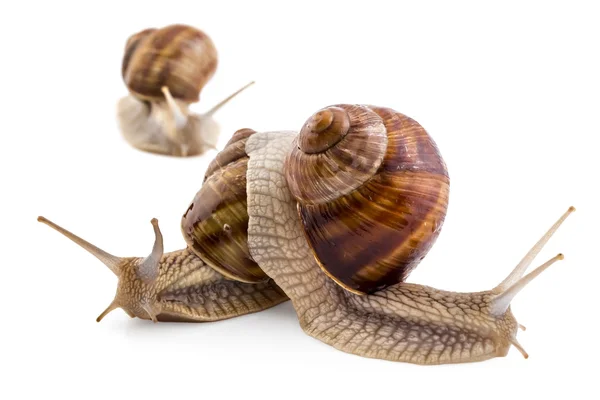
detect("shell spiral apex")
[285,105,450,294]
[286,105,388,205]
[297,106,351,154]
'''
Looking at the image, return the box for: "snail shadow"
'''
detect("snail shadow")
[260,300,298,324]
[121,300,297,333]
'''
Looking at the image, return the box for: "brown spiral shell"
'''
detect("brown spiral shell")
[284,105,450,295]
[181,128,267,283]
[122,24,218,103]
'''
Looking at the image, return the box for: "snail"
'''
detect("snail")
[36,128,289,322]
[36,214,288,322]
[118,24,254,157]
[36,217,288,322]
[38,105,574,365]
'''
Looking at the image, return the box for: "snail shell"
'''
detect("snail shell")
[122,24,218,103]
[284,105,450,294]
[181,129,267,283]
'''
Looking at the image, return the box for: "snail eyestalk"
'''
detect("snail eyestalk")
[494,206,575,292]
[160,86,190,155]
[204,81,255,117]
[161,86,188,129]
[490,206,575,316]
[37,216,123,275]
[491,253,564,316]
[136,218,164,283]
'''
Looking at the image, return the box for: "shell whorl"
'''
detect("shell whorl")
[122,24,218,103]
[297,106,351,154]
[181,129,267,283]
[285,105,450,295]
[286,105,388,205]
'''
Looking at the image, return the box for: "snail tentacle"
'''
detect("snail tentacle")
[494,206,575,292]
[96,301,119,323]
[37,216,122,275]
[491,253,564,316]
[204,81,255,117]
[137,218,164,284]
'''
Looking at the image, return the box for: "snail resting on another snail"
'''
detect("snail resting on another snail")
[39,104,574,365]
[118,24,254,157]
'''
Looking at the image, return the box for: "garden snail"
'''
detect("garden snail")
[39,104,574,365]
[37,128,289,323]
[117,24,254,157]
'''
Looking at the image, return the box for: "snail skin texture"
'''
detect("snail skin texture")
[117,24,254,157]
[38,105,574,365]
[36,217,288,323]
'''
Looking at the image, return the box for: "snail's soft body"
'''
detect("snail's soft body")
[104,248,286,322]
[117,95,219,157]
[40,105,573,365]
[37,218,287,322]
[117,24,253,157]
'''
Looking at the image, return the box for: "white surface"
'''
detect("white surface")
[1,1,598,399]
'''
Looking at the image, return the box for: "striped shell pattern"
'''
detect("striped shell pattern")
[122,24,218,103]
[284,105,450,294]
[181,128,267,283]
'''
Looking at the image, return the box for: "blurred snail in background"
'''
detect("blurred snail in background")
[39,104,574,365]
[117,24,254,157]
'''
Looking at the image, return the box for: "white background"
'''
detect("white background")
[2,1,598,399]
